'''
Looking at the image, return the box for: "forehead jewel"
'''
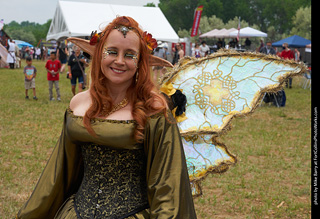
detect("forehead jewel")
[114,25,133,38]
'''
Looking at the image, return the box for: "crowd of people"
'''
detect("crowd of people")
[3,39,90,102]
[4,36,303,103]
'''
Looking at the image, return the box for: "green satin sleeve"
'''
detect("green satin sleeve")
[144,111,197,219]
[16,111,83,219]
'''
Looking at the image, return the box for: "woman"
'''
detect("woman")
[57,41,69,73]
[16,16,196,218]
[192,43,201,58]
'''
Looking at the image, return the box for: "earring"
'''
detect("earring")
[135,72,139,83]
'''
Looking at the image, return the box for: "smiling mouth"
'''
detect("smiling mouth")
[111,67,126,74]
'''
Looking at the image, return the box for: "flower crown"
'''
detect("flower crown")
[89,26,158,52]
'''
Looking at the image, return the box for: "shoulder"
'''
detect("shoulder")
[69,90,92,116]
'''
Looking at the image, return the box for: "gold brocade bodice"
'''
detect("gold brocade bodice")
[16,109,197,219]
[74,144,149,218]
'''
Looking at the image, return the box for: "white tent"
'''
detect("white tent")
[215,28,237,38]
[229,27,267,38]
[199,28,238,38]
[46,0,179,42]
[199,29,219,38]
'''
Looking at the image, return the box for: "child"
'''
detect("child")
[45,51,61,101]
[24,57,38,100]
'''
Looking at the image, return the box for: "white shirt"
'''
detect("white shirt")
[200,44,210,57]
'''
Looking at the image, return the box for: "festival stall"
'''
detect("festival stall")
[229,27,267,38]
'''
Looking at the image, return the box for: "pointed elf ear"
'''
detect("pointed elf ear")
[67,37,95,56]
[67,37,173,68]
[150,55,173,68]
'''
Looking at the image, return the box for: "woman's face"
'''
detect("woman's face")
[101,29,140,87]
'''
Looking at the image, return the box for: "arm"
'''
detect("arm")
[16,112,83,219]
[33,68,37,79]
[144,112,196,218]
[68,65,72,79]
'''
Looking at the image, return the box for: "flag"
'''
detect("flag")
[237,17,241,41]
[191,5,203,37]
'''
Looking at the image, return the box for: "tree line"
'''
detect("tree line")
[4,20,51,47]
[158,0,311,42]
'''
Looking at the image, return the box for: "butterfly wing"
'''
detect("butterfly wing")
[161,50,307,196]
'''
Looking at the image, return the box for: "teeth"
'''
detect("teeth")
[112,68,125,73]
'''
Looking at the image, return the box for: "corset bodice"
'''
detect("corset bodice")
[74,144,149,219]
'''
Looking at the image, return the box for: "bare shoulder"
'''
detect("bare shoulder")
[69,90,92,116]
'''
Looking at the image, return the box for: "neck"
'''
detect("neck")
[105,81,132,103]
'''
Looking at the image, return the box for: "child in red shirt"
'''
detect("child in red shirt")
[45,52,62,101]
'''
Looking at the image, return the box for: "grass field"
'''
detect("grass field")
[0,60,311,218]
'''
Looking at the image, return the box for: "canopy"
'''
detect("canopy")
[272,35,311,48]
[47,0,179,42]
[199,28,237,38]
[199,29,219,38]
[215,28,237,38]
[13,40,34,48]
[229,27,267,38]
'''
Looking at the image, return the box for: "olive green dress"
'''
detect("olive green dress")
[16,108,196,219]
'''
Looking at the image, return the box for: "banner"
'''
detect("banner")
[191,5,203,37]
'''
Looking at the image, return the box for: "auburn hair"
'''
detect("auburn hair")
[83,16,167,142]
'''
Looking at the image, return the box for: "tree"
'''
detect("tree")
[6,29,36,45]
[3,19,51,46]
[144,3,156,7]
[159,0,199,31]
[290,6,311,39]
[159,0,311,35]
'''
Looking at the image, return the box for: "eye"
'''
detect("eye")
[124,53,137,59]
[106,49,118,56]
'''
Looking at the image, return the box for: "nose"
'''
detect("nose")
[114,52,125,65]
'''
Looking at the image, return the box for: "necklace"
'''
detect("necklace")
[102,98,129,117]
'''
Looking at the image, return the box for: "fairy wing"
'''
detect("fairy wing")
[161,50,306,136]
[160,50,307,196]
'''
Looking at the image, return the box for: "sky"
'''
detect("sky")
[0,0,160,25]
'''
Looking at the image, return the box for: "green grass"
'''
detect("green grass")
[0,60,311,218]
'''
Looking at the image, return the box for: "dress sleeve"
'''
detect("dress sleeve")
[144,112,197,219]
[16,111,83,219]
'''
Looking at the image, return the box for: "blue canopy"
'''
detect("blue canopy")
[272,35,311,48]
[12,40,34,48]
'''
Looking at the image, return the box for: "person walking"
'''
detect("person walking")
[45,51,61,101]
[56,41,69,73]
[6,39,16,69]
[67,46,87,95]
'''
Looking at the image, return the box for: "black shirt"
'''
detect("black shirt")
[68,53,85,77]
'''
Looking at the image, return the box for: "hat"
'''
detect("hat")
[157,41,164,48]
